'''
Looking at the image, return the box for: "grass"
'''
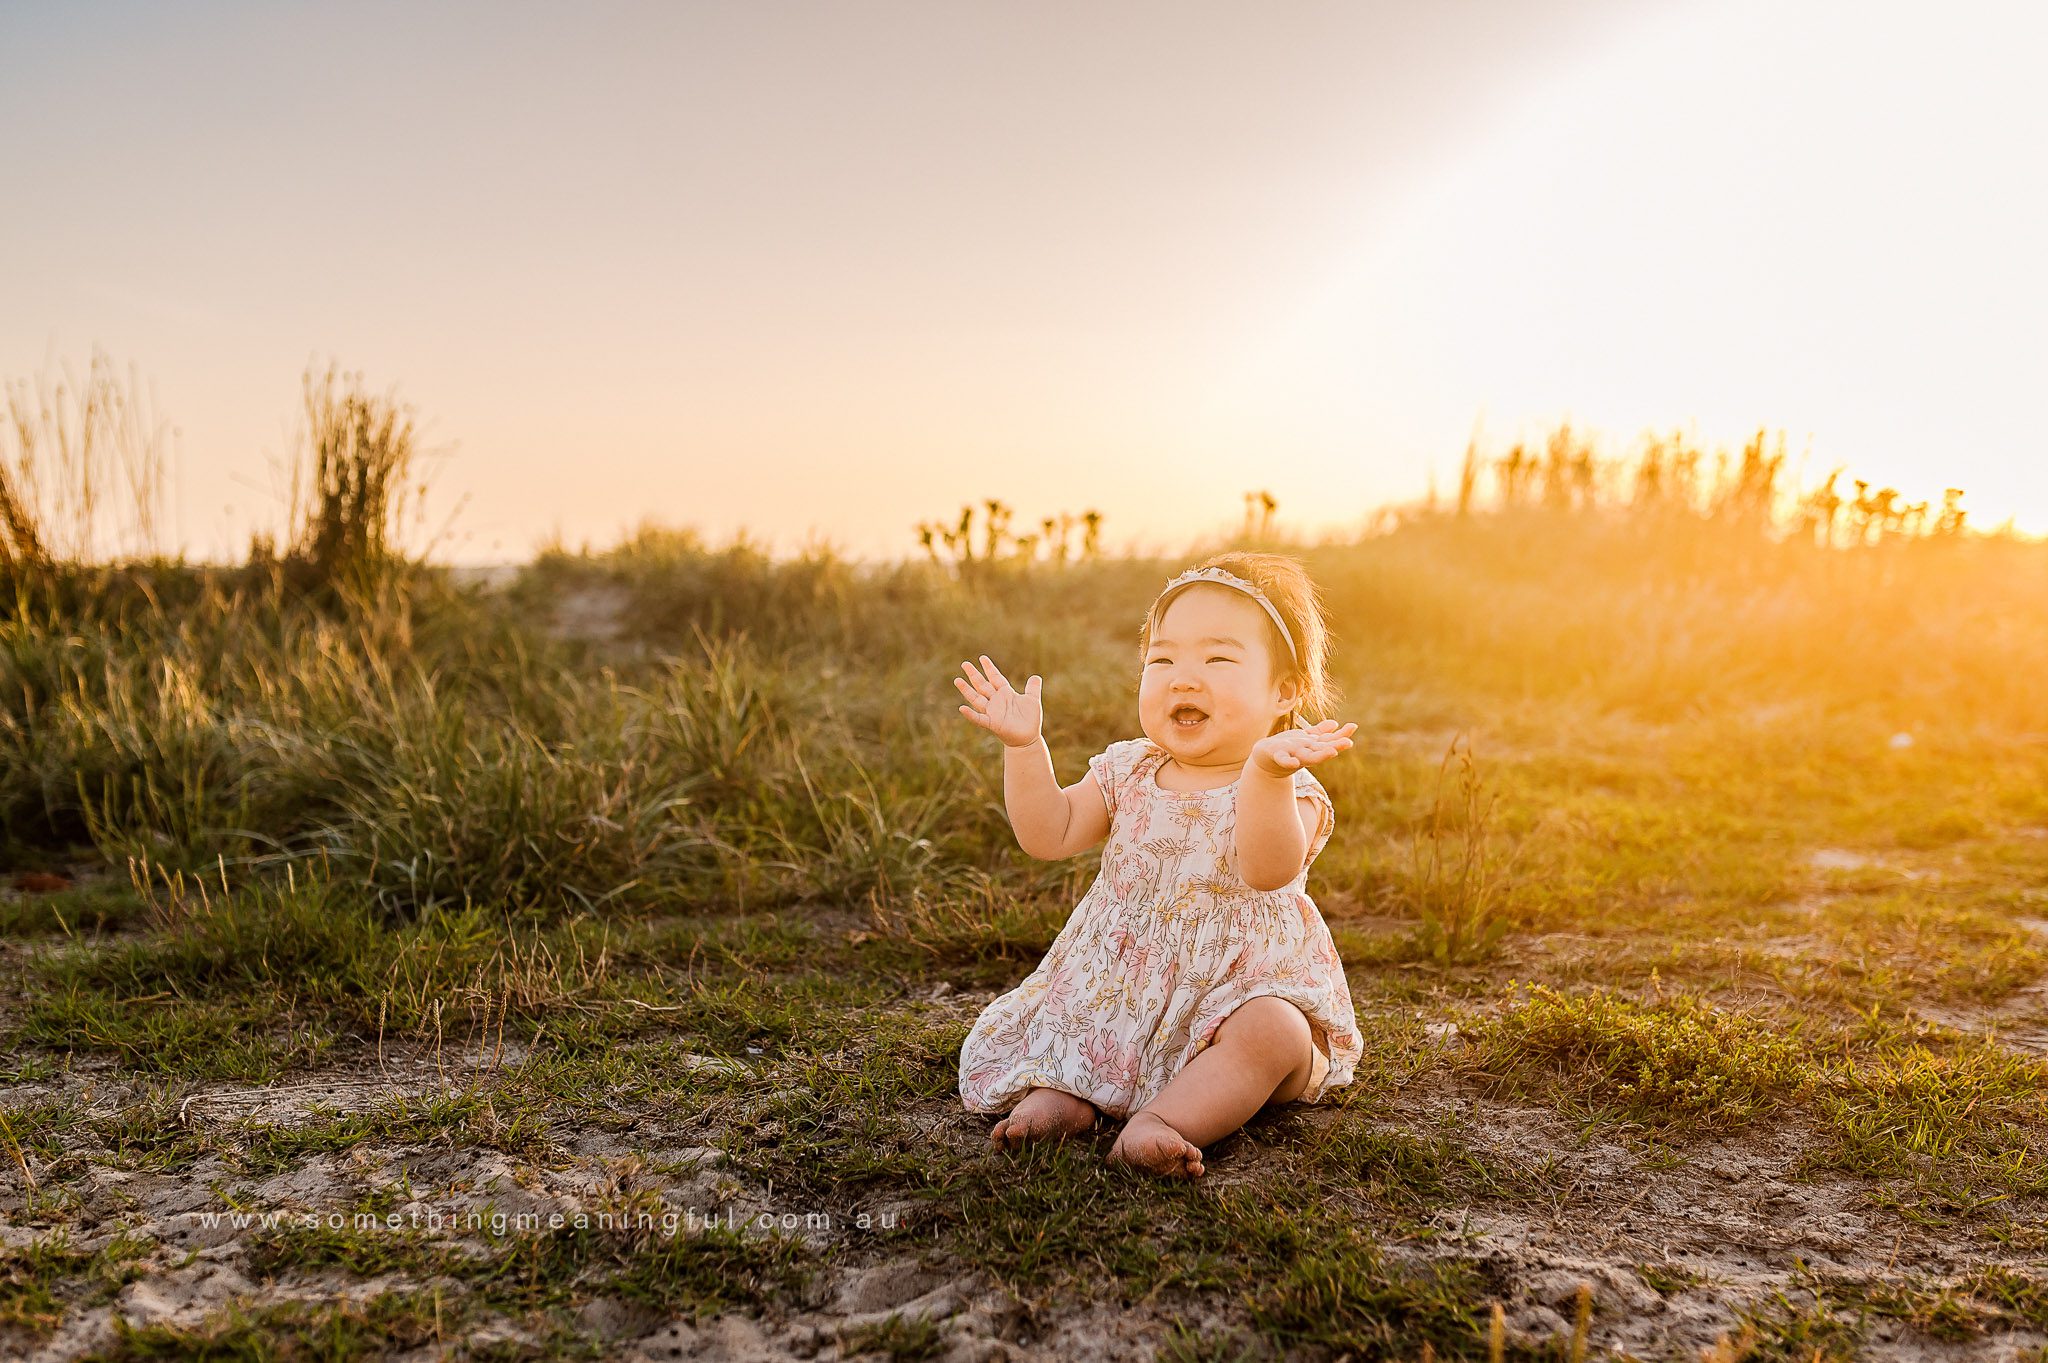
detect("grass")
[1399,735,1515,967]
[236,1211,816,1319]
[1298,1123,1548,1216]
[0,1231,154,1336]
[1459,983,1813,1132]
[1805,1020,2048,1202]
[836,1311,950,1361]
[75,1291,481,1362]
[8,429,2048,1356]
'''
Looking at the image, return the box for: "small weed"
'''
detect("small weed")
[1157,1322,1265,1363]
[835,1311,949,1361]
[1400,735,1516,967]
[1634,1260,1706,1296]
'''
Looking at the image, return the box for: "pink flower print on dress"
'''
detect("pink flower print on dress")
[1107,926,1156,980]
[1038,957,1081,1016]
[1081,1026,1141,1092]
[1094,928,1156,1015]
[1108,851,1150,903]
[958,736,1364,1122]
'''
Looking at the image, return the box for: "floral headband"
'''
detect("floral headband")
[1151,566,1299,669]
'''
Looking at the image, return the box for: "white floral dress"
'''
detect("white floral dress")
[958,735,1363,1121]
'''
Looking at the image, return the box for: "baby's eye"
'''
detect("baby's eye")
[1208,657,1234,664]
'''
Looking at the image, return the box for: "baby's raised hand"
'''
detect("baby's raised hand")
[1249,719,1358,778]
[954,654,1043,748]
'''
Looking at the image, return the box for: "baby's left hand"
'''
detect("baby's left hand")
[1248,720,1358,778]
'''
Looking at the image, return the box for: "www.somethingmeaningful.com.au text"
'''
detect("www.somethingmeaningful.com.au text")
[194,1206,900,1236]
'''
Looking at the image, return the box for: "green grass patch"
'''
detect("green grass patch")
[0,1230,154,1338]
[1461,983,1811,1131]
[1806,1021,2048,1202]
[75,1289,476,1362]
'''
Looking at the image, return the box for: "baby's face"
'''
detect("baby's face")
[1139,587,1298,768]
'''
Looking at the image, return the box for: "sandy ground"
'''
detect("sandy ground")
[7,822,2048,1357]
[7,978,2048,1363]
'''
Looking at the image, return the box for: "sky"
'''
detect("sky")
[4,0,2045,565]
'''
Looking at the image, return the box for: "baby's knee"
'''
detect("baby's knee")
[1215,995,1313,1059]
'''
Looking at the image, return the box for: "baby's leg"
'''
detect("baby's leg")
[1109,997,1314,1178]
[990,1086,1100,1150]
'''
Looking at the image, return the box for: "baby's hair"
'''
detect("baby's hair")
[1138,550,1341,735]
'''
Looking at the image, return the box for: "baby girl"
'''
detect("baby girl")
[953,551,1363,1179]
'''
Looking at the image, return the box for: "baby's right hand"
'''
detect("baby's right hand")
[954,654,1043,748]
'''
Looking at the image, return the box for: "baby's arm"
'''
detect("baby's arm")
[1002,737,1112,860]
[1235,771,1321,891]
[954,655,1110,860]
[1234,722,1354,891]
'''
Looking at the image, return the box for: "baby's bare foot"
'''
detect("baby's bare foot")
[990,1087,1098,1150]
[1107,1110,1205,1179]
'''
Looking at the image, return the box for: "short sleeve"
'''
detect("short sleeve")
[1222,761,1337,888]
[1294,767,1336,865]
[1085,740,1129,820]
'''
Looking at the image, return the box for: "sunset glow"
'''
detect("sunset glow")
[4,0,2043,562]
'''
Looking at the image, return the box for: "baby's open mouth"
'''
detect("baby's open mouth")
[1170,705,1208,730]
